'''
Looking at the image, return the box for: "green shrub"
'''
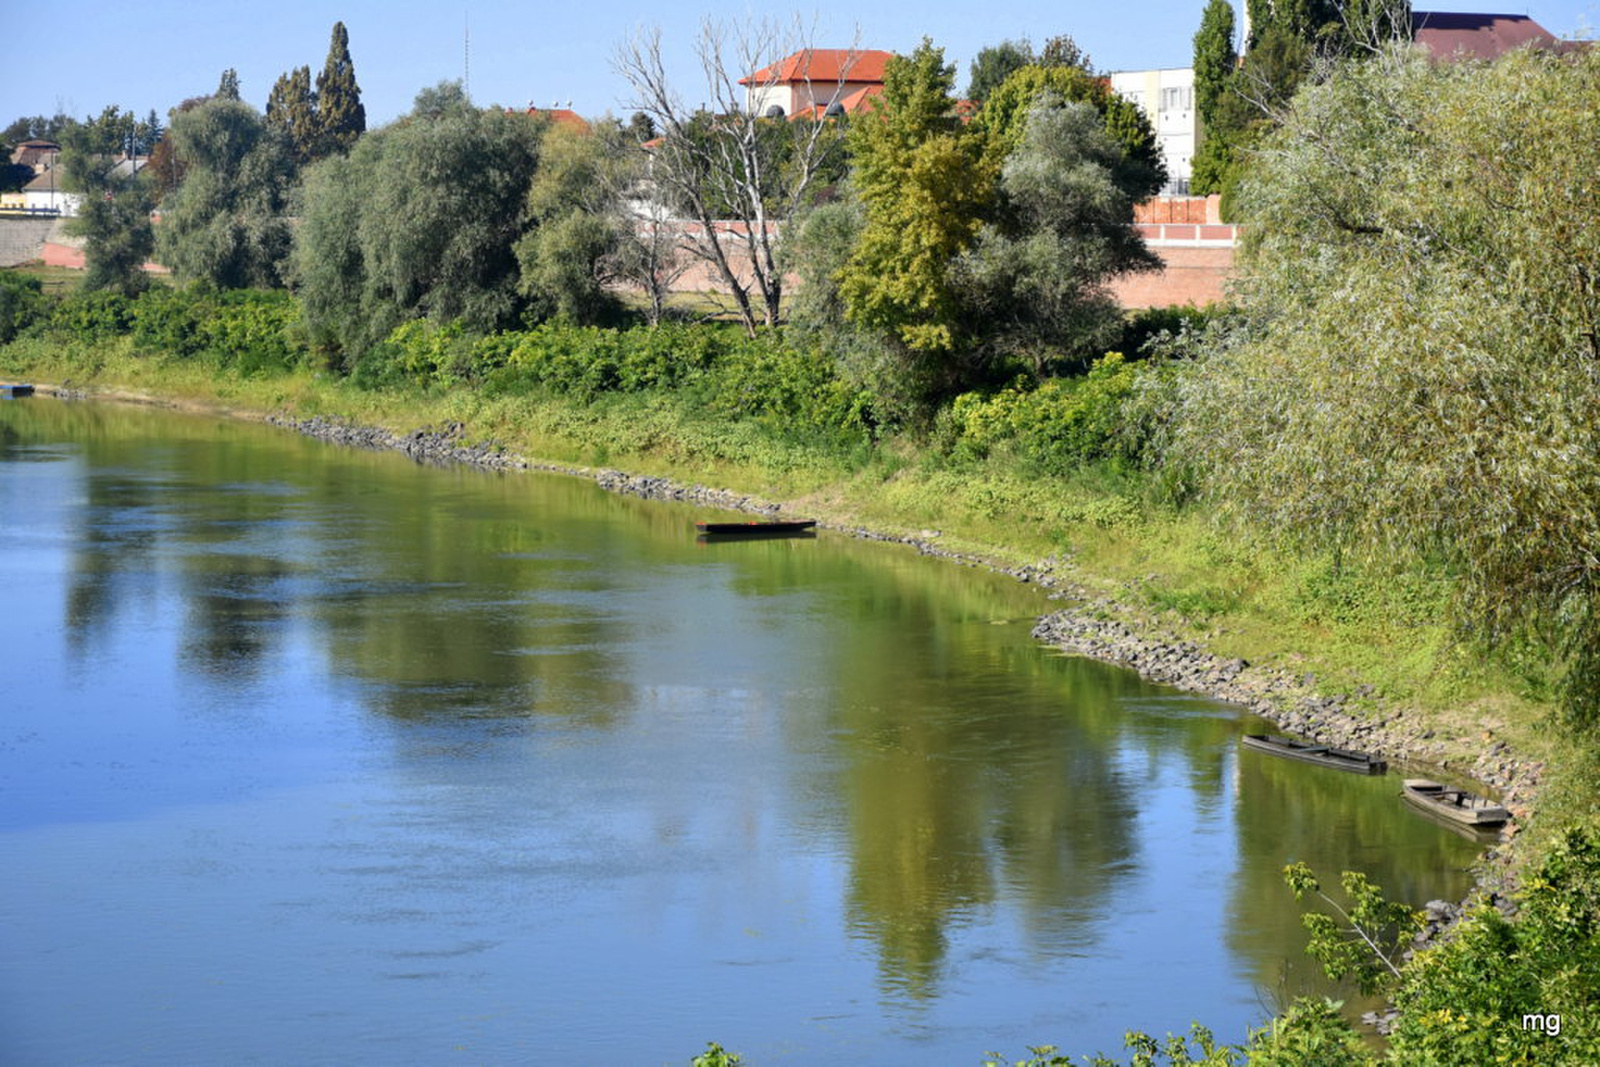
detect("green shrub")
[0,272,46,343]
[948,353,1148,473]
[130,286,208,357]
[48,289,136,340]
[1117,304,1225,359]
[1386,827,1600,1063]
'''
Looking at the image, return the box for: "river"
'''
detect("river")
[0,397,1481,1064]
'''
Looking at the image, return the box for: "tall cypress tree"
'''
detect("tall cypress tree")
[315,22,365,157]
[215,68,241,101]
[1193,0,1237,130]
[266,65,318,165]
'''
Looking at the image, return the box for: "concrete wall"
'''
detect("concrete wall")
[0,216,68,267]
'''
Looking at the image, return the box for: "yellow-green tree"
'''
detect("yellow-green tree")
[837,40,993,377]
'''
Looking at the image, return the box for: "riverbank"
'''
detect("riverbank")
[15,360,1597,1060]
[29,378,1548,848]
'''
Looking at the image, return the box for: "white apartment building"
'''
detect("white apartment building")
[1107,67,1198,194]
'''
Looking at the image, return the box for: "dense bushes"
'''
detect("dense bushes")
[0,271,46,342]
[944,352,1155,474]
[358,318,883,442]
[25,284,308,373]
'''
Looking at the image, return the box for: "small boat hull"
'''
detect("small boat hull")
[1401,779,1509,827]
[695,519,817,539]
[1241,733,1387,774]
[1,383,34,398]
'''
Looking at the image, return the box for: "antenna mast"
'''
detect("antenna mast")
[464,11,471,94]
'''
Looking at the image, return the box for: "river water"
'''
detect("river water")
[0,398,1481,1064]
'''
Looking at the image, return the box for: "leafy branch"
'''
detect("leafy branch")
[1284,862,1422,995]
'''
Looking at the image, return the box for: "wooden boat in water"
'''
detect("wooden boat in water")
[1240,733,1387,774]
[1401,779,1510,828]
[695,519,817,538]
[1,383,34,398]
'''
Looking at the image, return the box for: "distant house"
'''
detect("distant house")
[517,104,591,133]
[21,168,77,216]
[1410,11,1580,60]
[20,156,146,217]
[10,139,60,172]
[1107,68,1195,195]
[740,48,895,118]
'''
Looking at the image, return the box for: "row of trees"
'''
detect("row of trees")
[46,17,1166,424]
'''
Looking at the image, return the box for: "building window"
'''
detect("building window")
[1161,86,1192,112]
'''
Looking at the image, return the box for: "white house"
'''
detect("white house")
[1107,67,1198,194]
[21,167,79,216]
[740,48,894,118]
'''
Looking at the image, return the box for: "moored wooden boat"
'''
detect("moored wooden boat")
[1241,732,1387,774]
[695,519,817,538]
[1401,779,1510,827]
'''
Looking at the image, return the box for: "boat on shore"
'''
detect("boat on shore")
[695,519,817,538]
[1401,779,1510,828]
[1,383,34,398]
[1240,732,1388,774]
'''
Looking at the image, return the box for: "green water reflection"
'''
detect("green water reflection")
[0,397,1484,1063]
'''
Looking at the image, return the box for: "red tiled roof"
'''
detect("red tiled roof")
[788,83,885,120]
[1411,12,1564,60]
[517,107,591,132]
[741,48,894,87]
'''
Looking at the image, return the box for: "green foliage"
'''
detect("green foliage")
[515,123,628,325]
[1074,1024,1241,1065]
[3,113,73,143]
[1171,44,1600,727]
[1386,827,1600,1063]
[976,66,1166,202]
[1193,0,1238,130]
[265,65,319,166]
[1283,862,1419,995]
[47,289,136,339]
[1038,34,1094,72]
[838,38,992,372]
[156,98,297,289]
[1190,23,1311,197]
[688,1041,742,1067]
[215,69,241,101]
[1240,998,1368,1065]
[966,40,1034,104]
[292,84,546,364]
[35,284,308,374]
[0,272,46,343]
[958,99,1160,377]
[946,353,1152,473]
[314,21,365,157]
[58,108,156,296]
[1117,305,1225,359]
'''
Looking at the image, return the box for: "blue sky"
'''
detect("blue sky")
[3,0,1595,130]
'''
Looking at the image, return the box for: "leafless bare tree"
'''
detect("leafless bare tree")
[614,17,859,335]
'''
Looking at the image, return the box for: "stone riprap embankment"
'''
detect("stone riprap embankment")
[1030,609,1545,823]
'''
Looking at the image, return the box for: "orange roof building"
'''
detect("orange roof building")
[514,104,591,133]
[741,48,895,118]
[1410,12,1581,60]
